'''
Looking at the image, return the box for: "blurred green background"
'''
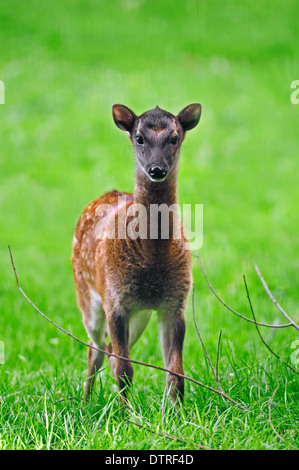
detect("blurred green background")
[0,0,298,449]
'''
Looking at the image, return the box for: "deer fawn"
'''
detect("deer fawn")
[72,103,202,404]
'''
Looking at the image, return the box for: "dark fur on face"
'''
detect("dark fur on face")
[137,106,176,131]
[112,103,201,182]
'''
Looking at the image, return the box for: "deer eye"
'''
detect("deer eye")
[136,135,144,145]
[170,135,179,145]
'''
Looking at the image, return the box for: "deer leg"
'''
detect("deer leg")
[106,308,133,398]
[85,340,105,399]
[106,309,151,383]
[83,290,107,399]
[158,302,186,404]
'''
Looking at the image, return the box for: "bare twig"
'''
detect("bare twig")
[254,264,299,332]
[192,284,224,393]
[268,386,296,449]
[125,418,209,450]
[215,405,231,442]
[216,329,222,384]
[8,246,247,411]
[196,253,292,329]
[269,386,284,442]
[122,395,210,450]
[243,275,298,375]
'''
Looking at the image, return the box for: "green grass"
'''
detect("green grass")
[0,0,298,450]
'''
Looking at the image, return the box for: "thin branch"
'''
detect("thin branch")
[196,253,292,329]
[254,264,299,332]
[269,386,283,442]
[122,395,210,450]
[215,405,231,442]
[192,284,224,393]
[268,386,296,449]
[125,418,209,450]
[243,275,298,376]
[8,246,247,411]
[216,329,222,384]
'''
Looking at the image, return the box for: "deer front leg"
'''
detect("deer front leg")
[106,307,133,398]
[85,341,105,399]
[158,301,186,404]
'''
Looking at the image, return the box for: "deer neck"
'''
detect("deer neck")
[133,166,178,208]
[132,166,180,250]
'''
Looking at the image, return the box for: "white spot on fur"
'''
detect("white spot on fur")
[90,288,102,318]
[85,287,107,348]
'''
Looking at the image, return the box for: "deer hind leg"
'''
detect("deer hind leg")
[80,286,107,399]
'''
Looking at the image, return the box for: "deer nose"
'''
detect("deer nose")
[149,166,167,180]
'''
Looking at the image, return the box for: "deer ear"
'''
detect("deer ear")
[178,103,202,131]
[112,104,136,134]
